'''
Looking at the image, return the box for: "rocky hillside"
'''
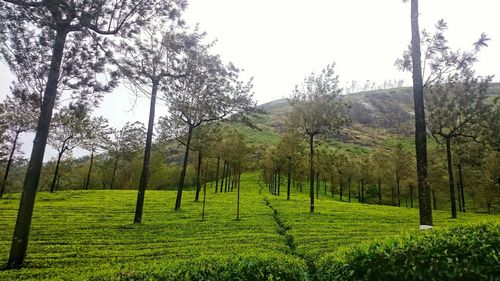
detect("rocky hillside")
[255,84,500,147]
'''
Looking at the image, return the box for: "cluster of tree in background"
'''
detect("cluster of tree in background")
[0,0,499,270]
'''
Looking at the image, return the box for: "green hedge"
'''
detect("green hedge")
[316,224,500,281]
[88,253,309,281]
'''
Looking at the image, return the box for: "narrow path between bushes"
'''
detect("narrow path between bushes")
[263,197,317,280]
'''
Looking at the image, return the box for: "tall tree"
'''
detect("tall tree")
[47,104,88,193]
[114,18,193,224]
[107,122,146,190]
[288,63,347,212]
[409,0,432,227]
[162,46,254,211]
[0,87,39,197]
[0,0,177,268]
[81,116,110,190]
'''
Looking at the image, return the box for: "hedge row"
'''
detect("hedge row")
[88,253,309,281]
[316,224,500,281]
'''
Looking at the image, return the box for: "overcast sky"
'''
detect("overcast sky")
[1,0,499,160]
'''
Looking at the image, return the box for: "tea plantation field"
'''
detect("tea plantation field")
[0,173,498,280]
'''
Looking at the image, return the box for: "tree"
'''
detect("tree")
[408,0,432,227]
[107,122,146,190]
[114,20,194,224]
[47,104,88,193]
[1,0,180,268]
[288,62,347,213]
[390,144,413,207]
[425,30,492,218]
[371,148,390,205]
[163,46,254,211]
[0,87,39,197]
[81,116,110,190]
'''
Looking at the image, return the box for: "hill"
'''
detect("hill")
[252,83,500,148]
[0,173,498,280]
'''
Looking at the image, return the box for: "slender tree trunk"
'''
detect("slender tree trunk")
[134,79,159,223]
[316,172,319,199]
[8,28,68,269]
[309,134,315,213]
[378,178,382,205]
[358,181,361,203]
[175,126,193,210]
[431,188,437,210]
[361,178,365,204]
[202,162,208,221]
[110,156,119,190]
[1,131,20,198]
[323,180,326,195]
[411,0,433,226]
[458,164,466,212]
[56,175,62,191]
[50,150,65,193]
[396,172,401,207]
[215,157,220,193]
[445,137,457,218]
[348,177,351,203]
[84,150,94,190]
[277,167,281,196]
[331,177,334,198]
[195,150,202,202]
[339,177,343,201]
[231,165,235,192]
[220,161,226,193]
[287,156,291,200]
[224,163,229,193]
[456,181,462,212]
[236,165,241,221]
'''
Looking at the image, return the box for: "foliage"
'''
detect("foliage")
[316,224,500,281]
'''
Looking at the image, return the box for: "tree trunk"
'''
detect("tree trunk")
[55,175,61,192]
[339,177,343,201]
[410,0,433,226]
[378,178,382,205]
[110,156,119,190]
[396,172,401,207]
[348,176,351,203]
[195,150,202,202]
[331,177,334,197]
[175,125,193,211]
[309,134,315,213]
[456,181,462,213]
[458,164,466,212]
[431,188,437,210]
[323,180,326,195]
[358,180,361,203]
[214,157,220,193]
[236,165,241,221]
[1,131,20,198]
[84,150,94,190]
[277,167,281,196]
[316,172,319,199]
[50,150,65,193]
[224,163,229,192]
[134,79,159,223]
[8,28,68,269]
[445,137,457,218]
[287,156,291,200]
[361,178,365,204]
[220,161,226,193]
[202,162,208,221]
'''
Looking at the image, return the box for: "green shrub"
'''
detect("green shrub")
[89,253,309,281]
[317,224,500,281]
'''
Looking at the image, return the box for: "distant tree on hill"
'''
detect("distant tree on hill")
[390,144,414,207]
[288,63,348,213]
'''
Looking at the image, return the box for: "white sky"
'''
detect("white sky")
[1,0,499,160]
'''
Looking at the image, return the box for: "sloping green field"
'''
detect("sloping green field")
[0,173,498,280]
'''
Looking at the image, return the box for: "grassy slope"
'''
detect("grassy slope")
[1,173,499,280]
